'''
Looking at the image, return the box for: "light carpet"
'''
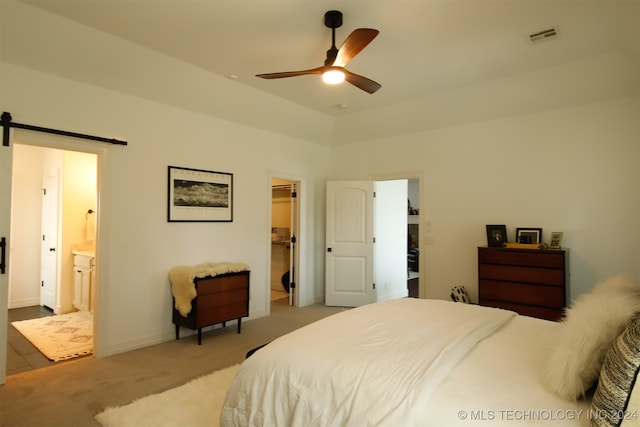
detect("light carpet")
[95,363,241,427]
[11,311,93,361]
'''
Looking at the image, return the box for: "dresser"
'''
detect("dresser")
[173,270,250,345]
[478,246,569,321]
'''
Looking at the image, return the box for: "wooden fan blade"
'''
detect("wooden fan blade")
[344,69,381,94]
[333,28,379,68]
[256,66,324,79]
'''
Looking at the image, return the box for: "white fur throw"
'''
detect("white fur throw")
[169,262,250,317]
[544,275,640,401]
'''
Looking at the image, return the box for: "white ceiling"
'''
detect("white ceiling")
[2,0,639,145]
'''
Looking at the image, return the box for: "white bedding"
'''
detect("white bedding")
[221,299,592,426]
[221,299,516,426]
[422,314,591,426]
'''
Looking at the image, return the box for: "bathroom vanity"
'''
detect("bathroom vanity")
[72,251,95,312]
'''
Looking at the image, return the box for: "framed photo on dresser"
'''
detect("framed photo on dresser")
[515,228,542,244]
[486,224,507,247]
[549,232,563,249]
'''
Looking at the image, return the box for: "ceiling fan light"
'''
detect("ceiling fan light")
[322,69,345,84]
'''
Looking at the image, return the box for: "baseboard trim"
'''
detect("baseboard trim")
[8,298,40,309]
[106,315,266,357]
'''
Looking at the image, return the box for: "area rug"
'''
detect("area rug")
[11,311,93,361]
[95,363,241,427]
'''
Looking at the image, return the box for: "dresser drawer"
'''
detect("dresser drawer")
[196,273,249,295]
[478,249,564,268]
[479,280,565,307]
[479,299,564,321]
[196,289,248,311]
[479,264,564,286]
[197,302,248,327]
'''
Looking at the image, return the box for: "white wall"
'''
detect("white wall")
[1,62,332,356]
[331,97,640,303]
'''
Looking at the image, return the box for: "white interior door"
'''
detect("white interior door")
[325,181,374,307]
[0,136,14,385]
[40,173,59,310]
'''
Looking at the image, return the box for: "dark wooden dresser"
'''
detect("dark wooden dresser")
[173,270,250,344]
[478,246,569,321]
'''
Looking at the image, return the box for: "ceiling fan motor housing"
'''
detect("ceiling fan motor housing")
[324,11,342,65]
[324,10,343,29]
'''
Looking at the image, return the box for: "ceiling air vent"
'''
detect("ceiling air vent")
[528,27,558,45]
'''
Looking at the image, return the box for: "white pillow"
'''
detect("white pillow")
[544,276,640,401]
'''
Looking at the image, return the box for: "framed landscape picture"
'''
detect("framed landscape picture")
[168,166,233,222]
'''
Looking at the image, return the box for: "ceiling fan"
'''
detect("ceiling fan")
[256,10,381,94]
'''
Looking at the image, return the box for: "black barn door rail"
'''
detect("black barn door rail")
[1,111,128,147]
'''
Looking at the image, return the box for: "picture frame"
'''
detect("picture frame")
[515,227,542,244]
[486,224,507,247]
[168,166,233,222]
[549,231,563,249]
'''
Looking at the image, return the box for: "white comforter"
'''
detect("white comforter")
[221,299,515,427]
[422,314,591,426]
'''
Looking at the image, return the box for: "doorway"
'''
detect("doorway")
[406,178,420,298]
[325,176,421,307]
[270,178,299,309]
[375,176,421,301]
[7,143,98,376]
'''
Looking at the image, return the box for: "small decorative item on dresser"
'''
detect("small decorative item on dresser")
[549,231,563,249]
[515,227,542,244]
[504,242,542,250]
[486,224,507,247]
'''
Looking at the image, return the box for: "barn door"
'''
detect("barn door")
[0,135,13,384]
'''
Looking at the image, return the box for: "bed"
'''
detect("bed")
[221,276,640,427]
